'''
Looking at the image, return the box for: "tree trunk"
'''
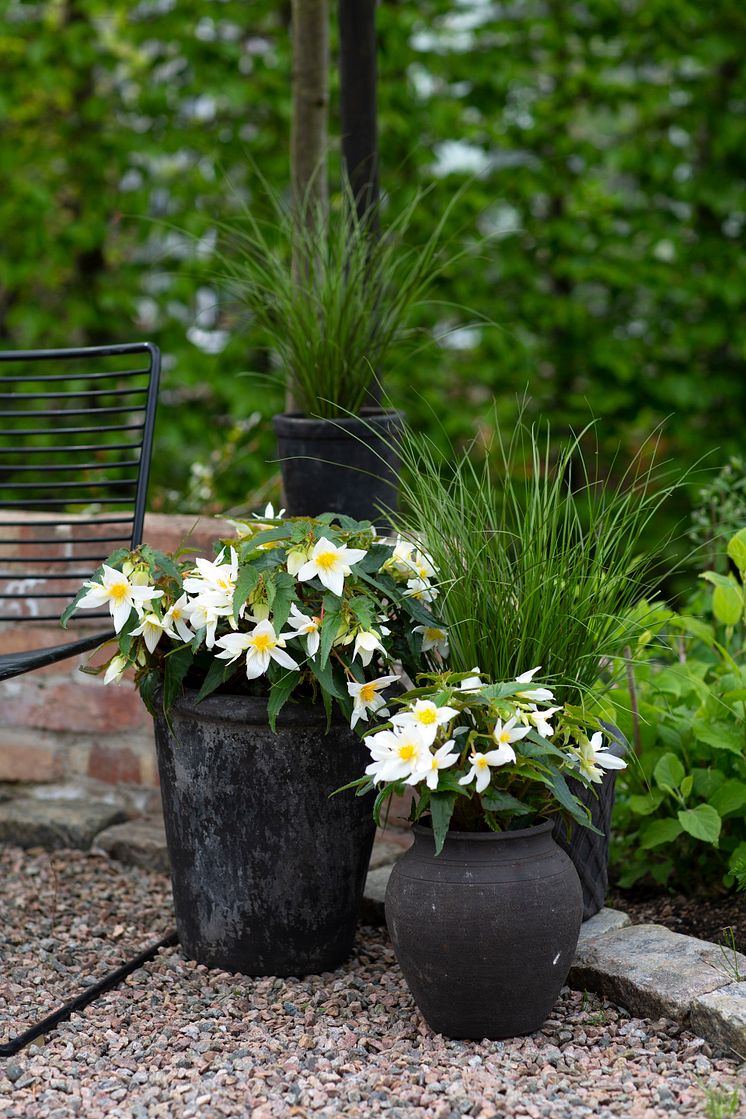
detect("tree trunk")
[289,0,329,411]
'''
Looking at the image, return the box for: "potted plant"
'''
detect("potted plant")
[344,667,622,1039]
[62,510,445,976]
[210,181,464,524]
[385,418,679,918]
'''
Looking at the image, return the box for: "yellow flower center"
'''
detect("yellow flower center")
[498,731,512,744]
[425,628,442,641]
[398,744,417,762]
[417,708,437,726]
[476,756,489,769]
[315,551,338,571]
[217,577,232,591]
[110,582,129,602]
[251,634,275,654]
[360,683,377,703]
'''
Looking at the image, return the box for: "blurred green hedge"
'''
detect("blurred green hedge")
[2,0,745,532]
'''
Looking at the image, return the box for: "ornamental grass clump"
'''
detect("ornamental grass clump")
[209,179,466,417]
[61,511,447,730]
[392,419,680,707]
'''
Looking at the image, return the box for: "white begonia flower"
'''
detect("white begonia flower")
[391,699,459,747]
[286,548,309,576]
[256,502,285,520]
[128,613,171,654]
[405,576,437,603]
[363,725,431,784]
[103,654,128,685]
[411,739,460,790]
[413,624,449,658]
[162,594,194,643]
[214,620,299,681]
[385,538,416,578]
[76,564,163,633]
[183,547,239,611]
[571,731,627,784]
[459,668,483,693]
[492,716,531,751]
[347,674,400,730]
[411,549,437,581]
[459,744,516,793]
[528,704,561,739]
[296,537,367,597]
[286,602,321,657]
[352,629,387,667]
[515,666,555,704]
[188,599,222,649]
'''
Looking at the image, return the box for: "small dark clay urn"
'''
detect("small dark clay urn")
[385,821,583,1039]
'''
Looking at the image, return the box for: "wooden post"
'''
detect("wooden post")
[338,0,379,229]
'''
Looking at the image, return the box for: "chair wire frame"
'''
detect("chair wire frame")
[0,342,161,681]
[0,343,177,1055]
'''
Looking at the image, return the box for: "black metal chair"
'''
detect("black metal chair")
[0,341,177,1057]
[0,342,160,682]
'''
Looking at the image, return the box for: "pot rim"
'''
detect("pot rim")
[412,819,553,842]
[154,685,350,730]
[273,409,404,439]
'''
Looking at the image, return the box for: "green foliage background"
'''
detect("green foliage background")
[2,0,746,518]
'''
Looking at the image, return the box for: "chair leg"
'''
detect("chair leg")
[0,929,178,1057]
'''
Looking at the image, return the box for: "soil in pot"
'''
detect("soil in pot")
[153,689,375,977]
[272,409,403,524]
[385,821,583,1040]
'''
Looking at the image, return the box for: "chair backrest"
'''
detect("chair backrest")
[0,342,160,625]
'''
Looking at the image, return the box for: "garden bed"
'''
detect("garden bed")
[609,889,746,951]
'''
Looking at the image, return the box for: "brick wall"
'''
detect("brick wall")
[0,513,230,792]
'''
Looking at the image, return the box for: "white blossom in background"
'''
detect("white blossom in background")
[528,704,560,739]
[458,668,483,693]
[570,732,627,784]
[352,629,387,667]
[128,613,171,654]
[515,666,555,703]
[162,594,194,643]
[364,725,431,783]
[413,739,460,790]
[459,745,516,793]
[413,624,449,658]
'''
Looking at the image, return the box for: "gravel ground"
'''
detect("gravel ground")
[1,845,744,1119]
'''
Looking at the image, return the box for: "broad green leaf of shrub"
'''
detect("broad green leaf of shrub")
[700,571,743,625]
[726,528,746,573]
[680,774,694,799]
[693,719,746,756]
[677,805,721,845]
[710,779,746,817]
[653,753,685,792]
[692,768,726,798]
[640,818,683,849]
[627,791,664,816]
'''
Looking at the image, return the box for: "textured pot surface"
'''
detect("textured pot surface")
[385,822,583,1040]
[552,723,628,920]
[154,690,375,976]
[273,409,403,524]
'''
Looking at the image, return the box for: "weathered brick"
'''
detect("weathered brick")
[1,678,149,734]
[88,741,144,785]
[0,732,64,782]
[143,513,231,556]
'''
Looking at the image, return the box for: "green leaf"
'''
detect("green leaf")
[60,581,97,629]
[232,565,259,624]
[270,571,296,634]
[710,779,746,817]
[727,528,746,573]
[355,543,393,573]
[195,658,231,704]
[653,752,685,792]
[163,644,193,713]
[430,792,457,855]
[267,669,300,731]
[700,571,743,625]
[677,804,721,845]
[138,671,159,716]
[539,767,599,833]
[144,547,182,581]
[627,791,665,816]
[318,594,343,669]
[480,789,532,815]
[680,774,693,799]
[308,653,345,700]
[693,719,746,756]
[640,818,683,849]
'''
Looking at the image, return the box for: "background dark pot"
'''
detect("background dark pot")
[272,409,403,524]
[385,821,583,1039]
[552,723,628,920]
[153,690,375,976]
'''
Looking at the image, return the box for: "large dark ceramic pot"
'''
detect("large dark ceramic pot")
[552,723,628,920]
[385,821,583,1040]
[153,689,375,976]
[272,409,403,524]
